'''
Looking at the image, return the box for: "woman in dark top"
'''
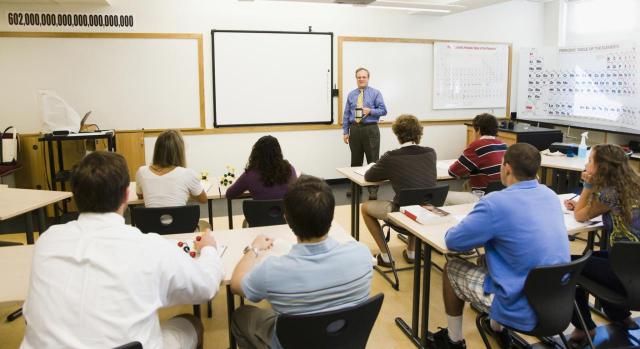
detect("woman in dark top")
[226,135,297,200]
[564,144,640,345]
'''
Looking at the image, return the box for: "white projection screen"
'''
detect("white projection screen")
[212,30,333,127]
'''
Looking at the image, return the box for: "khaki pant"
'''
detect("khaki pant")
[231,305,278,349]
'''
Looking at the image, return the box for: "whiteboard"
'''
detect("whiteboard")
[433,42,509,109]
[212,31,333,127]
[0,34,204,133]
[340,38,509,123]
[517,42,640,130]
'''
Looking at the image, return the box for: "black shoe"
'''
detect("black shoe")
[376,254,393,268]
[479,316,512,349]
[346,191,352,198]
[432,327,466,349]
[368,194,377,200]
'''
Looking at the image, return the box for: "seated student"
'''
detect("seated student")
[230,175,373,349]
[564,144,640,345]
[226,135,297,200]
[362,114,437,267]
[434,143,570,349]
[21,152,224,349]
[136,129,207,207]
[447,113,507,205]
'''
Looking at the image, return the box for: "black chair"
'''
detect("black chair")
[476,251,593,349]
[376,184,449,290]
[242,199,286,228]
[113,342,142,349]
[131,205,200,235]
[484,181,505,194]
[275,293,384,349]
[131,204,211,319]
[577,242,640,346]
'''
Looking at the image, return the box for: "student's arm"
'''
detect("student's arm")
[225,171,250,199]
[230,235,273,299]
[445,199,495,251]
[567,185,610,222]
[158,232,224,306]
[186,169,207,203]
[135,168,143,199]
[364,153,390,182]
[448,147,478,179]
[367,90,387,118]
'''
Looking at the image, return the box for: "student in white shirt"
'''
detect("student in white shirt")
[136,129,207,207]
[21,151,224,349]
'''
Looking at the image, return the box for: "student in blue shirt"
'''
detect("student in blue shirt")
[433,143,570,349]
[229,175,373,349]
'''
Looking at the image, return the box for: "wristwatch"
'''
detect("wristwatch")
[242,245,259,258]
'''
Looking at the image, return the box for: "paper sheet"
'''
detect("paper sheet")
[353,163,374,176]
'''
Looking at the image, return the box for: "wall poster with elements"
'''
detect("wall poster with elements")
[519,42,639,129]
[433,42,509,110]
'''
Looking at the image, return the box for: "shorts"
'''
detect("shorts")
[446,257,493,313]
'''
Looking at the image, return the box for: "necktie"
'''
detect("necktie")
[356,89,364,123]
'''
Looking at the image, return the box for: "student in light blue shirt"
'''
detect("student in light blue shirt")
[230,175,373,349]
[433,143,570,349]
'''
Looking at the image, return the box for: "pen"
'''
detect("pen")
[568,194,579,200]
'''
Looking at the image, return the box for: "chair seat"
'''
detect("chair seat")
[577,275,628,306]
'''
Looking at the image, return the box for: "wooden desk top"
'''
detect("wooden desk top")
[0,222,352,302]
[0,188,72,221]
[540,154,587,172]
[336,160,454,187]
[387,194,603,254]
[127,181,223,205]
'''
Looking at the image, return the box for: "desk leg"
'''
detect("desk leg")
[37,207,47,236]
[208,199,214,229]
[226,285,237,349]
[227,199,234,230]
[421,244,433,346]
[350,182,356,239]
[24,211,35,245]
[354,184,362,241]
[395,240,427,349]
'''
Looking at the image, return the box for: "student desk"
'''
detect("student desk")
[127,181,221,228]
[169,222,353,349]
[540,154,587,193]
[337,160,455,240]
[386,194,603,348]
[0,187,72,244]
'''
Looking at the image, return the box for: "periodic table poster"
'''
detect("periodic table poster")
[519,42,640,129]
[433,42,509,109]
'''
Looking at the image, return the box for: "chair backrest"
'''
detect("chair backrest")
[610,241,640,310]
[242,199,286,227]
[113,342,142,349]
[275,293,384,349]
[523,251,592,336]
[484,181,505,194]
[397,184,449,207]
[132,205,200,235]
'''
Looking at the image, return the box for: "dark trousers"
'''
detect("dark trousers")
[349,123,380,195]
[571,251,631,330]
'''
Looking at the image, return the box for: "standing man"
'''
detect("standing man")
[343,67,387,200]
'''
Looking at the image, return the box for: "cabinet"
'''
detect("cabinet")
[466,123,562,150]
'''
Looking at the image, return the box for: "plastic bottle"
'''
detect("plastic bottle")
[578,131,588,158]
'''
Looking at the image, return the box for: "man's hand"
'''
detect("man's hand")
[363,107,371,116]
[343,134,349,144]
[194,230,217,252]
[251,235,274,251]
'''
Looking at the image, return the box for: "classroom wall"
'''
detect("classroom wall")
[0,0,546,179]
[563,0,640,46]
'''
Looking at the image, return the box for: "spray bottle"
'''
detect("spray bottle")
[578,132,588,158]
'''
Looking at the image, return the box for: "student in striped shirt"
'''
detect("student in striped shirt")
[446,113,507,205]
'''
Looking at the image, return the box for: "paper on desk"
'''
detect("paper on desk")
[353,163,374,176]
[38,90,81,133]
[437,159,456,171]
[541,149,565,157]
[201,180,213,193]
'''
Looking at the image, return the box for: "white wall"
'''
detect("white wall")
[0,0,545,179]
[564,0,640,45]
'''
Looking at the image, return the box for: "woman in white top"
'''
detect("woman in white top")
[135,129,207,207]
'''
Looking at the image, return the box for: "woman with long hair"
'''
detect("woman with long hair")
[565,144,640,345]
[226,135,296,200]
[136,129,207,207]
